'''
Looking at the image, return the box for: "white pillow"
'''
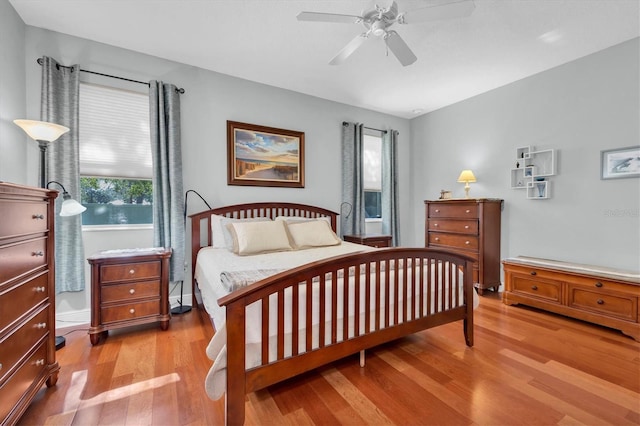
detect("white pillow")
[285,220,341,249]
[227,220,293,255]
[210,214,271,249]
[275,215,331,224]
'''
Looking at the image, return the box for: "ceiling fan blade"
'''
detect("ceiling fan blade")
[297,11,362,24]
[385,31,417,66]
[329,34,369,65]
[400,0,475,24]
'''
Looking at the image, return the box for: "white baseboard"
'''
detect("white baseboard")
[55,293,193,330]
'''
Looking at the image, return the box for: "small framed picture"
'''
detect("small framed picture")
[601,146,640,180]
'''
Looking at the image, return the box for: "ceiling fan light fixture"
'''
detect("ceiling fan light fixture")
[371,21,387,37]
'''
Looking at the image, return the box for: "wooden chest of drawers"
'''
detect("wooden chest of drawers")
[343,234,392,248]
[503,256,640,341]
[0,182,59,425]
[87,248,172,345]
[425,199,503,295]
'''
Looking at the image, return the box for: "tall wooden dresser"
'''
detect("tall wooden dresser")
[0,182,59,425]
[425,199,503,295]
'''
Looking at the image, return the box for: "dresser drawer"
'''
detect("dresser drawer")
[568,286,636,321]
[101,300,161,324]
[0,306,49,383]
[565,275,638,296]
[0,341,47,422]
[101,280,160,303]
[428,233,478,251]
[0,238,47,286]
[510,275,562,303]
[428,203,478,219]
[100,261,161,283]
[0,200,48,240]
[427,219,478,234]
[0,272,48,332]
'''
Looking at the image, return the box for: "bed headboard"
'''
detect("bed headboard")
[189,202,339,305]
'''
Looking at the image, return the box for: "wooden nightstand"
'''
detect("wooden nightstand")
[343,234,392,248]
[87,247,172,345]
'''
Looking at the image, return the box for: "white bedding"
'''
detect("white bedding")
[197,243,479,400]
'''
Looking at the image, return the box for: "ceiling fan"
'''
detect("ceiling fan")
[297,0,475,66]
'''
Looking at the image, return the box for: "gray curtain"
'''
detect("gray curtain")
[40,56,85,293]
[341,122,365,237]
[382,129,400,246]
[150,81,184,283]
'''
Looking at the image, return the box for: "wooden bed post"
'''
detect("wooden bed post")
[464,259,475,347]
[225,302,246,425]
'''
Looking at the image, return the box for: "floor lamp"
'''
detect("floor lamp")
[14,119,86,350]
[172,189,212,315]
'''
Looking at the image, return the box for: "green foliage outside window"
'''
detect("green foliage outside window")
[80,178,153,225]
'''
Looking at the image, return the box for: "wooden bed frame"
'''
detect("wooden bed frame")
[190,202,475,425]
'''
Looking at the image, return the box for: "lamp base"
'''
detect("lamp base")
[171,305,192,315]
[55,335,66,350]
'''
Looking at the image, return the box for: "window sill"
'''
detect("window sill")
[365,218,382,223]
[82,224,153,232]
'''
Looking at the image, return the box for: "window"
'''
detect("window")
[363,131,382,219]
[79,83,152,225]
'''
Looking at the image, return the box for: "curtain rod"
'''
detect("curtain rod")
[342,121,388,134]
[36,58,185,94]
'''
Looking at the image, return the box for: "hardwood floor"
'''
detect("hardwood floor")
[19,292,639,425]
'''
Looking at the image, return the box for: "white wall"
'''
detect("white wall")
[410,38,640,272]
[22,26,411,324]
[0,0,27,183]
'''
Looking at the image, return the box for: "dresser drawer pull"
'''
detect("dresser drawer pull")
[129,269,136,275]
[129,289,136,294]
[464,225,469,229]
[129,308,135,314]
[34,286,46,293]
[434,223,439,227]
[32,214,45,220]
[434,237,440,242]
[35,359,45,366]
[32,251,44,257]
[434,209,440,213]
[597,299,604,305]
[35,322,47,329]
[531,285,538,291]
[465,209,471,213]
[0,363,2,371]
[595,282,603,288]
[530,271,537,276]
[465,241,470,245]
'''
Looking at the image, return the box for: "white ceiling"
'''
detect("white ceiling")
[9,0,640,119]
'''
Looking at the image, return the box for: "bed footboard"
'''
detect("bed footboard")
[218,248,475,425]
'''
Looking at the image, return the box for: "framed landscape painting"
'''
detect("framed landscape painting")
[600,146,640,180]
[227,121,305,188]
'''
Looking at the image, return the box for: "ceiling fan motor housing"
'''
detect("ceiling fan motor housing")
[362,1,399,37]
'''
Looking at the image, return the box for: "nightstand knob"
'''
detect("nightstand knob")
[34,286,46,293]
[434,209,440,213]
[35,322,47,329]
[129,269,135,275]
[434,223,439,227]
[434,237,440,242]
[464,225,469,229]
[129,289,135,294]
[595,281,603,288]
[129,308,135,314]
[32,214,44,220]
[465,241,470,245]
[465,209,470,213]
[35,359,45,366]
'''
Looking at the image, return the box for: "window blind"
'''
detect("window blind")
[79,83,151,179]
[363,133,382,191]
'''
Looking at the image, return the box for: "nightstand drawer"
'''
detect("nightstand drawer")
[0,306,48,383]
[101,300,161,324]
[0,272,48,332]
[568,287,636,321]
[0,238,47,285]
[343,234,392,248]
[429,233,478,251]
[101,280,161,303]
[427,219,478,234]
[428,203,478,219]
[100,261,161,283]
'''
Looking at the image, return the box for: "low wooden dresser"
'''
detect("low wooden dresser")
[503,256,640,341]
[425,199,503,295]
[343,234,392,248]
[88,247,172,345]
[0,182,59,425]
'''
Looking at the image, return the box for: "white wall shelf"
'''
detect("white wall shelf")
[510,146,556,199]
